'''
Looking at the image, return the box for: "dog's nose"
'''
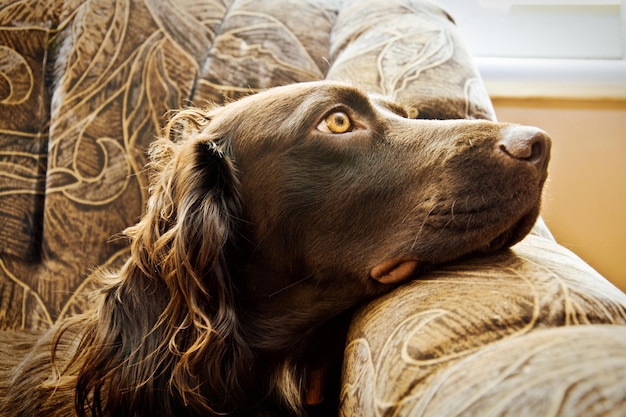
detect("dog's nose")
[498,126,551,173]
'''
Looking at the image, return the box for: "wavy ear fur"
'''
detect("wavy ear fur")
[61,107,253,417]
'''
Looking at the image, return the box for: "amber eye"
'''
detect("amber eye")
[318,111,352,134]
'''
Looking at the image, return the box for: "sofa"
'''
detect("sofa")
[1,0,625,415]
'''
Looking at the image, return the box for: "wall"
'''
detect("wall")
[492,98,626,291]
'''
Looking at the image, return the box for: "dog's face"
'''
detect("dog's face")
[177,82,550,340]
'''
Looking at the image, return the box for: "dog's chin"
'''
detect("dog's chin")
[473,207,540,256]
[372,206,541,286]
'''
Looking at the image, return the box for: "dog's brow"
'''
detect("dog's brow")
[336,88,374,115]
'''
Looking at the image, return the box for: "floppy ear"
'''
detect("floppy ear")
[66,107,254,416]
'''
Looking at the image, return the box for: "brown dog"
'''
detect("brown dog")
[0,82,550,416]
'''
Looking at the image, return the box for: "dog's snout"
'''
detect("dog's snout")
[498,126,551,172]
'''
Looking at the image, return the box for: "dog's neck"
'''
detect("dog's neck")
[238,277,324,353]
[235,259,373,352]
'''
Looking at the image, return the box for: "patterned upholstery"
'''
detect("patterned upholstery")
[1,1,625,415]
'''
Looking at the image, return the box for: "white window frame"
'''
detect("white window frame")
[437,0,626,99]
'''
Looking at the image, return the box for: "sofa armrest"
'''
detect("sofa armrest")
[340,233,626,416]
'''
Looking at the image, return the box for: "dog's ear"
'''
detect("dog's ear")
[69,107,253,416]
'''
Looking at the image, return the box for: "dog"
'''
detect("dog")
[0,81,550,416]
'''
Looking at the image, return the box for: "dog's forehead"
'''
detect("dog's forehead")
[253,82,408,119]
[254,81,372,109]
[371,95,410,118]
[214,82,378,136]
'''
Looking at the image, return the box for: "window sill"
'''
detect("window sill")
[475,57,626,100]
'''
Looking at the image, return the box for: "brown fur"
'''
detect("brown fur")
[0,82,550,416]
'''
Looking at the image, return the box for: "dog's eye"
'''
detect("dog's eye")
[318,111,352,134]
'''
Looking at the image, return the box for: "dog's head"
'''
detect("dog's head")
[73,81,550,416]
[159,82,550,334]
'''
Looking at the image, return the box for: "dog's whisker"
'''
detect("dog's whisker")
[410,203,439,251]
[451,199,457,221]
[440,198,459,230]
[267,275,313,298]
